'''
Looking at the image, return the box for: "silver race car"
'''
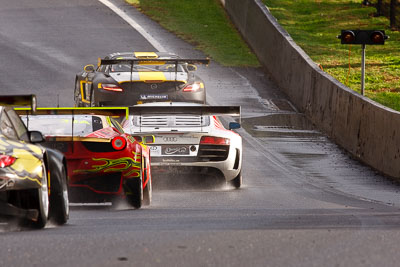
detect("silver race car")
[122,103,243,188]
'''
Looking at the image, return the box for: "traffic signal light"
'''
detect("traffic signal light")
[338,30,388,45]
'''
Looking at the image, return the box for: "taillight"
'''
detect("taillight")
[0,155,16,168]
[183,82,203,92]
[200,136,230,145]
[101,83,123,92]
[111,136,127,150]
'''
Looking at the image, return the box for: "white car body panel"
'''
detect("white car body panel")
[123,103,242,182]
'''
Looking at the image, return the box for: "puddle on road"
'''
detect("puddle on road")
[242,111,400,206]
[242,112,329,171]
[242,112,319,138]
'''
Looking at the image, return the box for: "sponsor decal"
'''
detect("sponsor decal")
[150,146,159,152]
[149,146,161,156]
[140,94,168,100]
[162,159,181,163]
[163,146,189,155]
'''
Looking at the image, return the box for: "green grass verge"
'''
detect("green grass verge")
[126,0,259,67]
[127,0,400,110]
[264,0,400,111]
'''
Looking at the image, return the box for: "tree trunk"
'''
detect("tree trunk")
[376,0,382,16]
[390,0,396,28]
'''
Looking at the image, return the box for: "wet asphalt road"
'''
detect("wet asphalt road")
[2,0,400,266]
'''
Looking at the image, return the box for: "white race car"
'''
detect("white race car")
[123,103,243,188]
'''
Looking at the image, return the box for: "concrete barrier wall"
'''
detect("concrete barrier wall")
[224,0,400,178]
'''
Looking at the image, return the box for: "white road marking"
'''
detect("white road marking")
[97,0,166,52]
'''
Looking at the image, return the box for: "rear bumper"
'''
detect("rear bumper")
[0,173,42,192]
[68,174,140,203]
[151,161,241,182]
[68,186,117,203]
[69,172,124,195]
[151,146,242,182]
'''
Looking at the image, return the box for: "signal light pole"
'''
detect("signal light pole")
[361,44,366,95]
[337,30,388,95]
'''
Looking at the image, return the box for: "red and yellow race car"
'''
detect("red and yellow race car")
[17,108,152,208]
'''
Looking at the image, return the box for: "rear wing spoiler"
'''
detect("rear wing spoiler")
[15,107,129,119]
[0,95,37,111]
[99,58,210,66]
[14,106,241,116]
[45,136,111,142]
[15,105,240,119]
[128,106,240,117]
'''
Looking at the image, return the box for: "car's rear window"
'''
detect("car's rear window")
[22,115,103,136]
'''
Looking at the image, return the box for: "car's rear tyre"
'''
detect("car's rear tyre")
[74,79,82,107]
[90,87,96,107]
[143,176,152,206]
[49,166,69,225]
[124,175,143,209]
[228,171,242,189]
[31,164,50,228]
[142,157,152,206]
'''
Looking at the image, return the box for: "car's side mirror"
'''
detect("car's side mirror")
[229,122,241,130]
[84,64,95,73]
[187,64,197,71]
[29,131,44,143]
